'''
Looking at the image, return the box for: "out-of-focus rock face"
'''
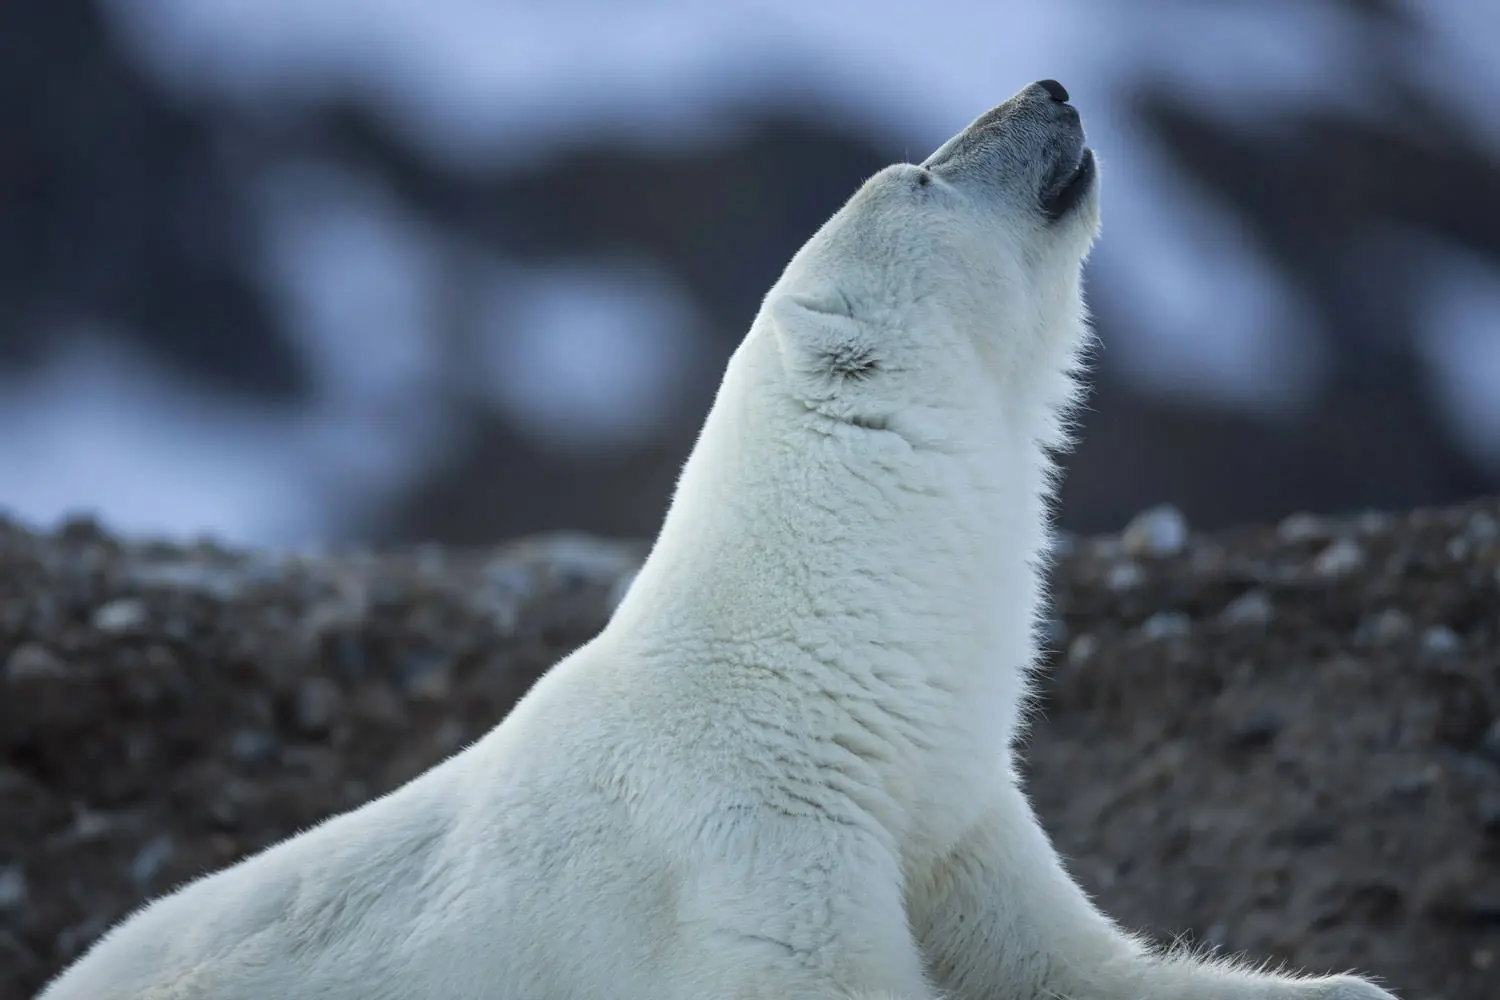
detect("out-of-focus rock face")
[0,0,308,402]
[3,501,1499,999]
[4,1,1499,546]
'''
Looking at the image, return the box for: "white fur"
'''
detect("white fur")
[39,83,1398,1000]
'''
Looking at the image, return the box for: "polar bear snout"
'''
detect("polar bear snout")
[922,80,1097,227]
[933,80,1079,149]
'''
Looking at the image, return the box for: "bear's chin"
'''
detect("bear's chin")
[1042,148,1096,222]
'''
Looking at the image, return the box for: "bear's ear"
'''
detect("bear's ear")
[768,290,882,386]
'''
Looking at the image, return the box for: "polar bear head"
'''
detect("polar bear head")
[763,80,1100,448]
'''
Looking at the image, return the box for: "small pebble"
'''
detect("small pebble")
[1311,538,1364,579]
[229,729,277,765]
[352,684,407,727]
[209,833,239,860]
[1121,504,1188,558]
[1356,608,1412,646]
[1449,750,1500,783]
[1140,610,1192,640]
[1478,720,1500,765]
[1104,561,1145,592]
[1087,536,1123,559]
[0,865,27,911]
[332,633,367,676]
[405,663,452,702]
[1388,766,1440,801]
[1466,512,1498,544]
[1277,512,1329,543]
[1226,710,1283,750]
[1218,590,1273,627]
[1420,625,1462,657]
[484,560,535,601]
[92,598,147,633]
[1187,543,1226,576]
[1269,820,1337,848]
[1067,634,1099,666]
[294,678,343,734]
[1476,793,1500,835]
[414,544,446,578]
[4,642,68,680]
[128,835,174,886]
[208,796,240,829]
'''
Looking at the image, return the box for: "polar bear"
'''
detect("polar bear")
[39,81,1397,1000]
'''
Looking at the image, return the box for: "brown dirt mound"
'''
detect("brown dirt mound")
[2,502,1498,999]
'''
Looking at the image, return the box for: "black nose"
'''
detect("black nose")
[1036,79,1070,103]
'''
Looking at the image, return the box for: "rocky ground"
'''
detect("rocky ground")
[2,501,1498,1000]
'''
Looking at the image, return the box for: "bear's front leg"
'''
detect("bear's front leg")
[676,811,937,1000]
[908,780,1398,1000]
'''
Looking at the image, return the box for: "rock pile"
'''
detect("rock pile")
[2,502,1498,999]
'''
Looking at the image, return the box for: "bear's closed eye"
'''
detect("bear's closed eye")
[821,344,881,381]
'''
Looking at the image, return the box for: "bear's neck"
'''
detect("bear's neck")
[606,325,1070,754]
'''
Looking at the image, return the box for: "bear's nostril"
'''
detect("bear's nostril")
[1036,79,1070,103]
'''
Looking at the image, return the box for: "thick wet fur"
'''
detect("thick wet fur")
[38,82,1399,1000]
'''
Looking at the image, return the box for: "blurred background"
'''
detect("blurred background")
[2,0,1498,548]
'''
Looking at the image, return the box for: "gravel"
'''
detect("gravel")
[3,500,1499,999]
